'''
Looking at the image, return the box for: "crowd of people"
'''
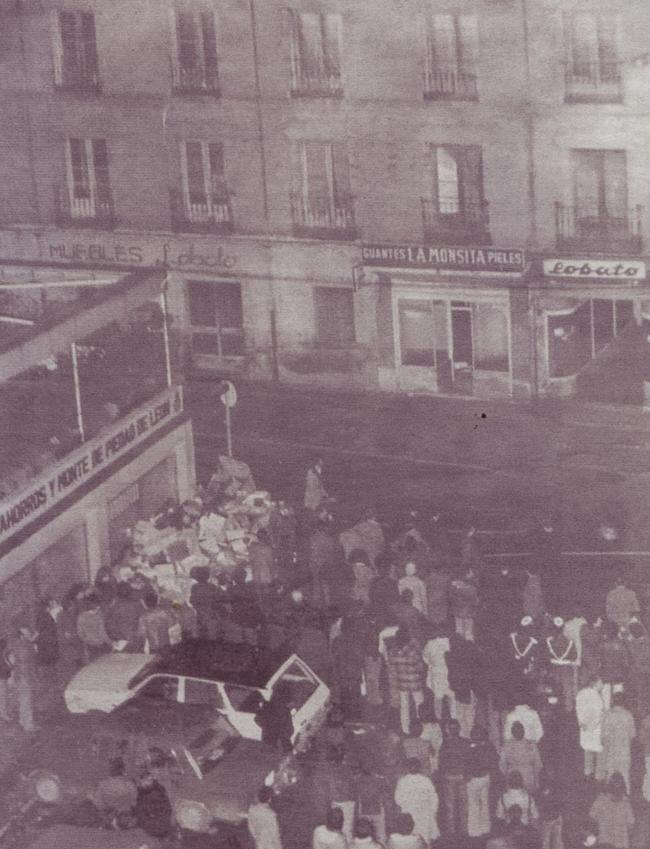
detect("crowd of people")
[2,457,650,849]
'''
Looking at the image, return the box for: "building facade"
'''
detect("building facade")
[0,266,195,634]
[1,0,650,403]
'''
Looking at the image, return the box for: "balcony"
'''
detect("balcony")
[54,64,102,94]
[290,193,357,241]
[424,64,478,100]
[555,203,643,253]
[171,62,220,96]
[564,61,623,103]
[170,189,233,234]
[54,184,116,230]
[290,57,342,97]
[421,198,491,245]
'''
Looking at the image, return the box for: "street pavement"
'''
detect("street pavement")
[188,377,650,554]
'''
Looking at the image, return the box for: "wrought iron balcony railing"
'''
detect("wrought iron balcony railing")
[290,192,357,240]
[564,61,623,103]
[555,203,643,252]
[54,183,115,230]
[171,61,220,96]
[421,197,491,245]
[424,64,478,100]
[170,189,233,234]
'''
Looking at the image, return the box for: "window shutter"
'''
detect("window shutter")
[208,143,228,201]
[188,281,217,327]
[427,144,439,209]
[603,151,627,219]
[186,141,206,205]
[431,14,456,69]
[69,138,90,199]
[80,12,99,79]
[51,10,64,82]
[59,10,79,75]
[323,14,342,78]
[330,142,350,207]
[573,150,601,216]
[290,141,304,200]
[200,9,218,71]
[91,139,110,204]
[92,139,110,204]
[305,142,330,209]
[459,145,483,214]
[597,14,619,77]
[457,15,479,77]
[214,282,243,330]
[571,13,598,76]
[176,9,198,69]
[298,13,323,76]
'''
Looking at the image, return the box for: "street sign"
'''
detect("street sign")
[220,380,237,408]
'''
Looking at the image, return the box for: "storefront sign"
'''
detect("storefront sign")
[0,386,184,544]
[543,259,646,281]
[361,244,525,274]
[46,239,238,270]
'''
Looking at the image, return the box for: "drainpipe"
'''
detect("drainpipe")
[16,0,41,223]
[249,0,279,382]
[522,0,540,402]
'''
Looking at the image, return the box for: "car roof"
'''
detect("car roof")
[140,639,281,688]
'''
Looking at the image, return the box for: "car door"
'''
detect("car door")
[265,655,330,742]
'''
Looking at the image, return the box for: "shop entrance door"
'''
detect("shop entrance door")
[451,301,474,393]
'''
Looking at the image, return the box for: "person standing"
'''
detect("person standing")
[422,628,454,721]
[496,772,538,827]
[351,819,383,849]
[387,814,426,849]
[309,517,344,608]
[499,721,543,793]
[355,760,389,845]
[137,593,174,654]
[600,692,636,791]
[305,458,329,514]
[588,773,634,849]
[0,639,12,722]
[190,566,220,640]
[466,725,498,840]
[313,807,348,849]
[606,578,640,632]
[387,628,425,735]
[504,699,544,744]
[626,620,650,721]
[35,598,61,678]
[438,719,469,838]
[546,616,579,713]
[598,620,629,709]
[576,676,606,780]
[522,568,545,620]
[247,786,282,849]
[398,562,427,616]
[76,594,112,662]
[394,758,440,846]
[8,620,38,732]
[425,564,450,627]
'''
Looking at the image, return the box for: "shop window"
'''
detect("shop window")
[140,457,178,518]
[398,300,435,367]
[188,280,244,357]
[314,287,355,348]
[472,304,509,373]
[32,524,89,602]
[548,301,592,378]
[108,459,177,565]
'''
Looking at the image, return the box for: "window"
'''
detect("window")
[472,304,509,373]
[425,14,478,99]
[172,3,219,94]
[291,141,355,236]
[52,10,100,91]
[398,300,435,368]
[315,287,355,348]
[557,150,640,250]
[289,11,342,96]
[423,145,488,241]
[176,140,231,230]
[59,138,113,225]
[188,280,244,357]
[564,12,621,101]
[573,149,627,221]
[136,676,180,703]
[223,684,265,714]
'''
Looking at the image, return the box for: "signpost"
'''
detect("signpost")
[219,380,237,457]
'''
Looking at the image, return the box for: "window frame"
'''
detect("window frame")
[187,279,245,359]
[314,286,356,349]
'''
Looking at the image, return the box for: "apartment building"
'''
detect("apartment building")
[0,0,649,403]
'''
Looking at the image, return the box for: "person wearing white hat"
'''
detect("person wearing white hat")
[546,616,579,713]
[509,616,539,680]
